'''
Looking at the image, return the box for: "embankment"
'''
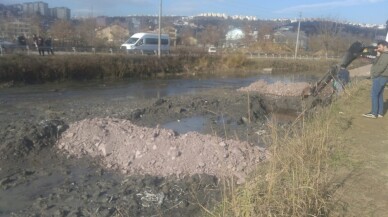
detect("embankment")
[0,54,341,85]
[212,66,386,216]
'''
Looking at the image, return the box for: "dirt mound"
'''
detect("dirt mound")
[237,80,310,96]
[57,117,268,183]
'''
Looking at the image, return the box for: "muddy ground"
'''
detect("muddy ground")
[0,84,305,216]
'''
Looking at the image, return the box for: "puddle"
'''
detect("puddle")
[161,111,298,135]
[162,116,206,134]
[214,115,237,126]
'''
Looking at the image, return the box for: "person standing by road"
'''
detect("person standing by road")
[363,40,388,118]
[33,34,45,56]
[45,36,54,55]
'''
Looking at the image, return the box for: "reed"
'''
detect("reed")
[209,79,363,216]
[0,54,336,85]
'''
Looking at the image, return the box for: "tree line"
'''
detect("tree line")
[0,14,380,56]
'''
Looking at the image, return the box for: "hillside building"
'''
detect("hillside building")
[50,7,70,20]
[22,1,48,16]
[8,1,71,20]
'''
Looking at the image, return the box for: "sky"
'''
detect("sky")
[3,0,388,25]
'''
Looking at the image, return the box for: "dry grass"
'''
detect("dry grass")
[210,80,362,216]
[0,54,191,84]
[0,54,336,85]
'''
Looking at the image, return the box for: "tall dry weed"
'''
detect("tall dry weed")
[210,82,365,216]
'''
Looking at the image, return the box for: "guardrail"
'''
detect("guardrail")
[0,45,125,56]
[0,45,341,60]
[245,52,340,60]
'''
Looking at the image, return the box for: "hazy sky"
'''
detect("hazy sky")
[3,0,388,24]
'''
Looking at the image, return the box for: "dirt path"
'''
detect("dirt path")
[330,78,388,216]
[349,64,371,77]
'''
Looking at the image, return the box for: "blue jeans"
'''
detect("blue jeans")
[371,76,388,115]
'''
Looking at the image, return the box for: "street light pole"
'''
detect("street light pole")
[294,12,301,59]
[385,19,388,42]
[158,0,162,58]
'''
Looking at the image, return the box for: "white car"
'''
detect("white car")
[120,32,170,55]
[208,46,217,54]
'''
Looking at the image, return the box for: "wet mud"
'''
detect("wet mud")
[0,87,302,216]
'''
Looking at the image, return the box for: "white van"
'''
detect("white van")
[120,32,170,54]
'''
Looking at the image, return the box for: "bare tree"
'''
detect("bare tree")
[255,22,275,52]
[50,20,74,47]
[178,27,195,46]
[313,19,343,57]
[29,14,45,36]
[110,25,129,46]
[197,25,224,47]
[242,24,255,47]
[0,18,10,39]
[257,23,273,42]
[75,18,97,47]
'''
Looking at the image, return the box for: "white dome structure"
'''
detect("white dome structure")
[225,28,245,40]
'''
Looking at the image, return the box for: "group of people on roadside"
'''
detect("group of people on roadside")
[32,34,54,56]
[15,34,54,56]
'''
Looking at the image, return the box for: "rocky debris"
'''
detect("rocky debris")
[237,80,310,97]
[57,117,268,183]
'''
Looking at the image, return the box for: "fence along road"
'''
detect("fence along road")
[0,45,341,60]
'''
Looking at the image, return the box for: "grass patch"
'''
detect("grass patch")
[209,79,364,216]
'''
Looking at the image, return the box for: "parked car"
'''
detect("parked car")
[120,32,170,55]
[208,46,217,54]
[0,39,18,54]
[0,39,16,48]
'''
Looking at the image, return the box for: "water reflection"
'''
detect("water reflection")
[162,116,206,134]
[0,73,318,104]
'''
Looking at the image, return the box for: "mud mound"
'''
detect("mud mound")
[57,117,267,183]
[237,80,310,96]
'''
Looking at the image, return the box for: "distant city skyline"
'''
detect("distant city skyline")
[3,0,388,25]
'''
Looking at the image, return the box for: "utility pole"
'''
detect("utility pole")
[158,0,162,58]
[294,12,301,59]
[385,19,388,42]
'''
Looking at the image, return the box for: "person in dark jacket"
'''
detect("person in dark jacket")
[363,40,388,118]
[17,35,27,46]
[37,35,45,56]
[33,34,45,56]
[45,37,54,55]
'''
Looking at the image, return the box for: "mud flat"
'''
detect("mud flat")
[0,81,306,216]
